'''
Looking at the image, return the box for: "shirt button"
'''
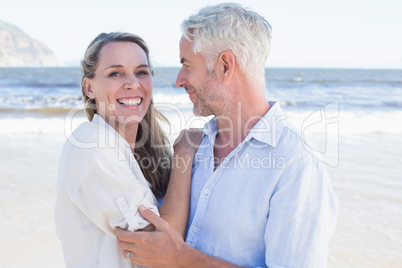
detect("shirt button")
[116,198,124,207]
[192,227,198,233]
[204,189,210,195]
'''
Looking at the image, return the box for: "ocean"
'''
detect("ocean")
[1,67,401,135]
[0,67,401,267]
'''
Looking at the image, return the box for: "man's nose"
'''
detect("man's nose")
[175,69,187,88]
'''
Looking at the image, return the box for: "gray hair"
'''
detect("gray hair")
[180,2,272,79]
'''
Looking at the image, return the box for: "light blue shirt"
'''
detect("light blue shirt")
[185,102,339,267]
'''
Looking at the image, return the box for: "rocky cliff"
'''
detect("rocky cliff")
[0,20,61,67]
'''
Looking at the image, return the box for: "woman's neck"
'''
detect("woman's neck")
[118,124,138,154]
[104,116,138,154]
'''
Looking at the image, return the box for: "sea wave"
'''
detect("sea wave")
[0,107,85,115]
[1,110,401,136]
[0,92,194,111]
[1,82,79,88]
[382,101,402,108]
[0,95,83,110]
[0,93,400,116]
[285,110,402,136]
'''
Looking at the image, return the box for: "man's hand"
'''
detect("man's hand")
[116,205,189,267]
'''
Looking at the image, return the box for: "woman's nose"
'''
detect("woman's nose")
[124,74,140,89]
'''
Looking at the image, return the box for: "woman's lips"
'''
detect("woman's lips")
[117,97,142,106]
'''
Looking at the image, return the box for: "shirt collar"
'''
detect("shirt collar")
[202,101,286,148]
[202,116,219,139]
[247,101,286,148]
[91,113,101,124]
[91,114,112,132]
[91,114,132,150]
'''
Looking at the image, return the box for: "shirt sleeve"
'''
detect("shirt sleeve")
[63,142,160,238]
[264,154,339,268]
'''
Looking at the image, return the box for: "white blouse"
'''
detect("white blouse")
[55,114,159,267]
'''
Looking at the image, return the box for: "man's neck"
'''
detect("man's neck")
[213,100,270,169]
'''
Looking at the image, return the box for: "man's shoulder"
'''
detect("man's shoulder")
[276,122,315,160]
[281,122,303,144]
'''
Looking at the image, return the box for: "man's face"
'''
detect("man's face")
[175,36,229,117]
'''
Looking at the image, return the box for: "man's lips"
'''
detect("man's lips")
[185,86,196,95]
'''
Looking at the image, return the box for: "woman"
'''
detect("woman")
[55,32,199,267]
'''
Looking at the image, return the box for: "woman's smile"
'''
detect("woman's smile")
[117,97,143,107]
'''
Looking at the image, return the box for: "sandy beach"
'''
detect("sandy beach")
[327,134,402,267]
[0,134,65,267]
[0,112,401,267]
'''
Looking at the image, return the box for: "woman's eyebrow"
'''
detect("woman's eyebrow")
[103,64,150,71]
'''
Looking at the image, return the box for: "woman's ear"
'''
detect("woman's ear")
[218,51,235,82]
[83,78,95,99]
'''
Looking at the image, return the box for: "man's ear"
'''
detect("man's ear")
[83,78,95,99]
[218,51,235,81]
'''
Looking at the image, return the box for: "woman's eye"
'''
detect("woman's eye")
[108,72,122,77]
[136,70,149,76]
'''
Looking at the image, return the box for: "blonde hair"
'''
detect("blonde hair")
[81,32,171,198]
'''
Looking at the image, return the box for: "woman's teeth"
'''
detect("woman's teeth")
[118,98,142,106]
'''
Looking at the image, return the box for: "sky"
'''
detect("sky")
[1,0,401,69]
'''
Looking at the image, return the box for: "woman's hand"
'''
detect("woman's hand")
[173,128,203,157]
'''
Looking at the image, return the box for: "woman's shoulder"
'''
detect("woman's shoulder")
[61,118,130,162]
[65,120,101,146]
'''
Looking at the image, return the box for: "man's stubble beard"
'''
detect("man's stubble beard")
[193,72,231,117]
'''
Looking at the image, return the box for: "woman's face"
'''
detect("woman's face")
[84,41,153,128]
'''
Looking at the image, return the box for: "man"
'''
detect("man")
[116,3,338,267]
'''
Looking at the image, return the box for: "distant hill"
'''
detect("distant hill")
[0,20,61,67]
